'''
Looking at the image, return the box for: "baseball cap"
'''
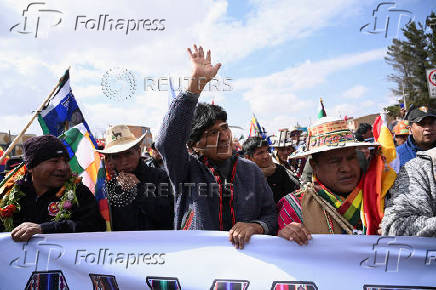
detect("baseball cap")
[406,106,436,123]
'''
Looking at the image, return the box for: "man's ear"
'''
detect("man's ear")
[193,136,207,153]
[309,158,316,174]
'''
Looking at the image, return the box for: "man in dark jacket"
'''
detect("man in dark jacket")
[396,106,436,168]
[97,125,173,231]
[243,137,299,203]
[0,135,105,241]
[156,45,277,249]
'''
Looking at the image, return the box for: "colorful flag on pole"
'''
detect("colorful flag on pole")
[0,146,9,167]
[38,69,110,230]
[59,123,111,230]
[38,69,93,140]
[360,112,397,235]
[317,98,327,119]
[249,114,272,145]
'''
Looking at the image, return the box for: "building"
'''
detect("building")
[0,132,36,156]
[126,125,153,149]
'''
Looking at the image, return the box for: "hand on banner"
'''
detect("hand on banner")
[11,222,42,242]
[278,222,312,246]
[187,44,222,95]
[229,222,264,249]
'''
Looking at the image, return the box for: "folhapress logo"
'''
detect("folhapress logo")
[9,236,64,271]
[360,237,414,272]
[75,15,166,35]
[10,2,166,38]
[9,2,63,38]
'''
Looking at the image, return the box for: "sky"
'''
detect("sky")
[0,0,435,139]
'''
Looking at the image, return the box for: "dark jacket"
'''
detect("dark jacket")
[156,92,277,234]
[267,164,300,203]
[109,159,174,231]
[0,174,105,233]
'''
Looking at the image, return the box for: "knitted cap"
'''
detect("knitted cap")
[23,135,69,168]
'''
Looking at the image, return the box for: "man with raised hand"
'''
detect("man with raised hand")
[156,45,277,249]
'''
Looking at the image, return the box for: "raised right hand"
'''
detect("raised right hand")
[187,44,222,94]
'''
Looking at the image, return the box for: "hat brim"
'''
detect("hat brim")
[96,134,146,154]
[410,114,436,123]
[290,141,379,159]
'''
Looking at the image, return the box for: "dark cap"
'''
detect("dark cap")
[406,106,436,123]
[23,135,69,168]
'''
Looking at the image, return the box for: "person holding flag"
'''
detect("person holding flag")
[0,135,105,241]
[36,69,111,229]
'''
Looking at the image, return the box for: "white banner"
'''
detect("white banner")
[0,231,435,289]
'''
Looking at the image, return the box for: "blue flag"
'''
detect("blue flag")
[37,70,96,147]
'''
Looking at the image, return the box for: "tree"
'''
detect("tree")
[403,21,429,104]
[385,11,436,113]
[426,12,436,67]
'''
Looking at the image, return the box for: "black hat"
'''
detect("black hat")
[23,135,69,168]
[406,105,436,123]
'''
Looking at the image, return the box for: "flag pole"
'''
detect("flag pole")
[0,68,70,164]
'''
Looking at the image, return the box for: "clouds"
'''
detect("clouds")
[231,48,386,131]
[341,85,368,99]
[197,0,360,63]
[0,0,395,140]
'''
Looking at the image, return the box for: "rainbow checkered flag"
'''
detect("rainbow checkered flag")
[249,114,272,145]
[59,124,111,230]
[39,69,111,230]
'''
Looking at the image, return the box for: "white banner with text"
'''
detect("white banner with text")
[0,231,435,289]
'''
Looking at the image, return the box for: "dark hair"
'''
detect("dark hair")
[242,137,269,156]
[151,142,156,150]
[355,123,372,141]
[188,103,227,147]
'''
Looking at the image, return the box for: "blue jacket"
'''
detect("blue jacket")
[156,92,277,234]
[396,135,420,168]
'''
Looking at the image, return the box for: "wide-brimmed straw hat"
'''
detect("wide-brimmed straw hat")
[290,117,378,159]
[96,125,145,154]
